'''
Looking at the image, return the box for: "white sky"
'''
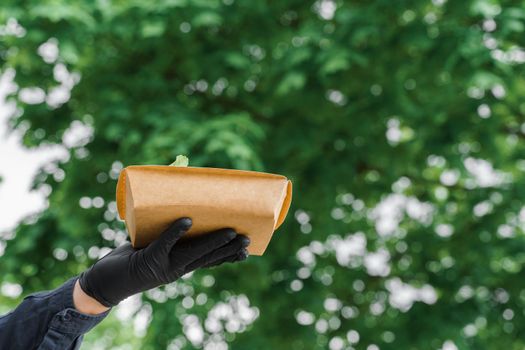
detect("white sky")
[0,71,65,234]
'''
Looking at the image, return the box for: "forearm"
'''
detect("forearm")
[73,279,110,315]
[0,276,111,349]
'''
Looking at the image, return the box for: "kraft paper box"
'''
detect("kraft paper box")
[116,165,293,255]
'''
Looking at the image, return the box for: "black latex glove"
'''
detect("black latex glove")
[78,217,249,307]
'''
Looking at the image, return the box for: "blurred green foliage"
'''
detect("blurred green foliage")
[1,0,525,349]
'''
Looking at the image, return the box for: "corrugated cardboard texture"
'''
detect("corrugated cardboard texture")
[116,166,293,255]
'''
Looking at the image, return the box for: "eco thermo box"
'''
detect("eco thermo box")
[116,166,293,255]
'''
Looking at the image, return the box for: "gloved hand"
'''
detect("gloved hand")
[78,217,249,307]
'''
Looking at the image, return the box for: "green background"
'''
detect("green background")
[1,0,525,349]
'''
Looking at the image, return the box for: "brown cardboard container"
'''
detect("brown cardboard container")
[116,165,293,255]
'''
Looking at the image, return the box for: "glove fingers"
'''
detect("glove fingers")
[203,248,249,269]
[174,228,238,259]
[203,253,239,268]
[147,217,192,256]
[183,235,250,273]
